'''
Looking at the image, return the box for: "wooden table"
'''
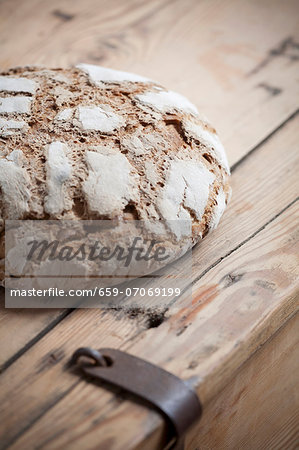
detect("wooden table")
[0,0,298,448]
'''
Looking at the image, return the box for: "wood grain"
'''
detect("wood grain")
[0,0,298,448]
[1,110,298,372]
[186,312,299,450]
[0,0,298,369]
[1,123,298,447]
[6,188,298,450]
[0,298,70,370]
[0,0,298,165]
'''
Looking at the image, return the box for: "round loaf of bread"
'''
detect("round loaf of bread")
[0,64,231,283]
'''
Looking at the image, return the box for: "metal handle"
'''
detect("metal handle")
[71,347,202,449]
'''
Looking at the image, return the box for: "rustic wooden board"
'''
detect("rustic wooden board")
[6,188,298,450]
[1,110,298,370]
[0,297,71,371]
[0,0,299,371]
[186,312,299,450]
[0,117,298,448]
[0,0,298,448]
[0,0,298,166]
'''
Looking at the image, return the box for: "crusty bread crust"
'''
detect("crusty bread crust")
[0,64,231,281]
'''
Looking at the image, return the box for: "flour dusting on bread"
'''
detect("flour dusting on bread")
[0,63,231,280]
[44,141,72,215]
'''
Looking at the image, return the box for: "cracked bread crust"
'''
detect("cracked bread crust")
[0,64,231,281]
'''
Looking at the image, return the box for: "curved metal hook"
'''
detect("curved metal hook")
[70,347,109,367]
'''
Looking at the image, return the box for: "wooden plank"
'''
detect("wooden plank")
[1,109,298,369]
[0,0,298,165]
[1,115,298,448]
[186,312,299,450]
[0,309,152,450]
[0,0,298,446]
[0,292,69,371]
[0,0,299,368]
[7,189,299,450]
